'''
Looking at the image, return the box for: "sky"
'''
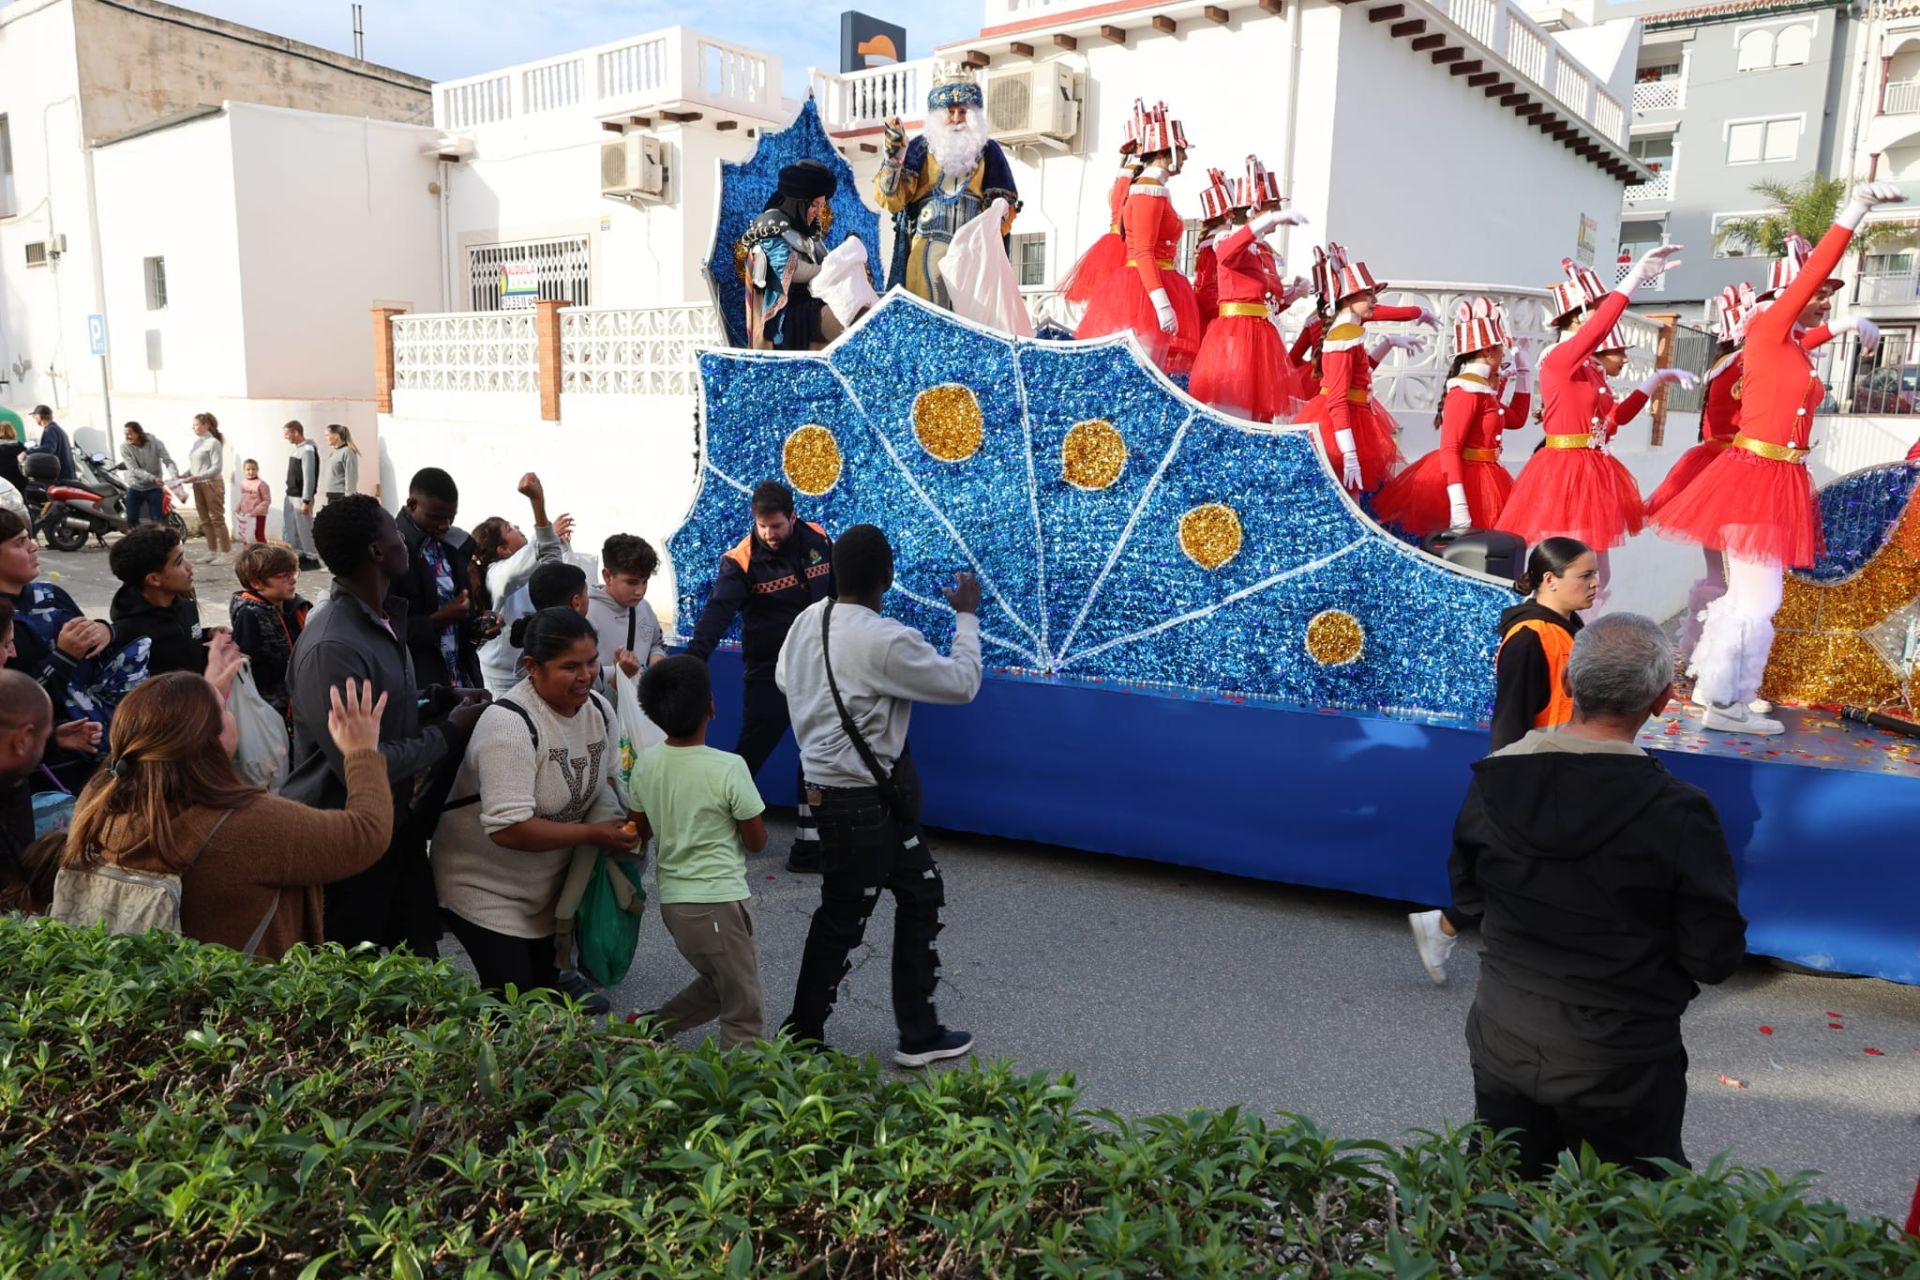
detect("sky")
[183,0,981,94]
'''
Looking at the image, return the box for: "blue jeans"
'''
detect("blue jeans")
[125,487,164,525]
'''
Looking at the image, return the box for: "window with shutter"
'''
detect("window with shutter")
[1737,28,1775,72]
[1762,118,1798,162]
[1774,24,1812,67]
[1726,121,1764,163]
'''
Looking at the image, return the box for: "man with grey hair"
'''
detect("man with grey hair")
[1448,613,1746,1179]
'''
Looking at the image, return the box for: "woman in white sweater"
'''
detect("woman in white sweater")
[432,607,638,995]
[186,412,231,563]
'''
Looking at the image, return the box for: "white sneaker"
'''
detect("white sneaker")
[1408,909,1456,985]
[1702,701,1784,736]
[1749,698,1773,714]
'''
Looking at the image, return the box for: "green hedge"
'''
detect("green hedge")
[1,918,1913,1279]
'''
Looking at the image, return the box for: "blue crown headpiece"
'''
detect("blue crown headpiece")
[928,74,983,111]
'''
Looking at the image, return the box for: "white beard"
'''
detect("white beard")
[926,108,989,180]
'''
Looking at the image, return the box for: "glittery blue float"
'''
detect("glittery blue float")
[1802,459,1920,583]
[704,98,882,350]
[675,291,1509,723]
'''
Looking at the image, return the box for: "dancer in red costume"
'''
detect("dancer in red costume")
[1060,103,1146,309]
[1188,157,1310,422]
[1075,103,1202,374]
[1653,182,1907,735]
[1374,297,1533,535]
[1189,168,1237,346]
[1293,243,1439,491]
[1494,250,1692,596]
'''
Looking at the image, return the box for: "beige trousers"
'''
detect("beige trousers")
[656,899,765,1048]
[193,481,231,553]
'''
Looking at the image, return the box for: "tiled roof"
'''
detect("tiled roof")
[1646,0,1839,28]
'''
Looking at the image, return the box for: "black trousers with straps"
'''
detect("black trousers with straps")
[734,678,818,857]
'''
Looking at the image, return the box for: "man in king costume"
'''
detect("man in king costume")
[876,68,1019,308]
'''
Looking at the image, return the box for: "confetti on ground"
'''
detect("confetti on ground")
[1829,1022,1845,1030]
[1759,1025,1774,1035]
[1718,1075,1748,1090]
[1865,1047,1885,1056]
[1827,1011,1843,1018]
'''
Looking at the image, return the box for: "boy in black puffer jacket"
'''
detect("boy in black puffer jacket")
[229,543,310,717]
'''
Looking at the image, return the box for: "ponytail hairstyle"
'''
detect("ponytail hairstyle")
[1433,352,1475,432]
[327,423,361,457]
[468,517,513,613]
[1512,536,1591,597]
[509,605,597,664]
[192,412,223,443]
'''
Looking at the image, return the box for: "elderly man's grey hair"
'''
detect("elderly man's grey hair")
[1565,613,1673,717]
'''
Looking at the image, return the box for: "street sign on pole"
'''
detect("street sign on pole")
[87,314,106,357]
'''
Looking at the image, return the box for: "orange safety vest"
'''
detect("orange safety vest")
[1497,617,1576,731]
[721,521,829,575]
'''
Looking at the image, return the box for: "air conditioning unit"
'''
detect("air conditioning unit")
[984,62,1082,150]
[602,133,669,203]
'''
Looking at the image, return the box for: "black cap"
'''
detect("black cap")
[31,405,51,419]
[774,160,837,203]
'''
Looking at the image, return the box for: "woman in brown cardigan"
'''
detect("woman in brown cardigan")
[62,671,392,958]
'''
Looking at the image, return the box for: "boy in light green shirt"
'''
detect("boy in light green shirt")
[627,655,770,1046]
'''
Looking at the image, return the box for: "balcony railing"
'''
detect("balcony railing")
[1633,76,1685,112]
[433,26,781,130]
[1883,78,1920,115]
[1858,270,1920,306]
[1614,259,1667,293]
[1625,166,1674,202]
[811,59,935,133]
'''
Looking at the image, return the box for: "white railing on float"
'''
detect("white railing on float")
[434,27,781,129]
[558,305,725,398]
[391,311,538,394]
[1633,76,1685,112]
[812,59,935,133]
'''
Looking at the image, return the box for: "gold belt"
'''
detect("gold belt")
[1461,446,1501,463]
[1126,258,1177,270]
[1109,223,1120,235]
[1217,302,1270,319]
[1732,434,1809,463]
[1544,433,1593,449]
[1705,436,1733,448]
[1345,389,1371,404]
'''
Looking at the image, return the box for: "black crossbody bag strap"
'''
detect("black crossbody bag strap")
[822,601,907,822]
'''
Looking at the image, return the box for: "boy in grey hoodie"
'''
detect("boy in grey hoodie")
[588,534,668,694]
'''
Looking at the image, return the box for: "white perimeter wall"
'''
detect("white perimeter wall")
[93,113,249,400]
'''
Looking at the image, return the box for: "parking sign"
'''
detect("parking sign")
[87,314,106,357]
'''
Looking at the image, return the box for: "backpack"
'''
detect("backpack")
[49,810,283,958]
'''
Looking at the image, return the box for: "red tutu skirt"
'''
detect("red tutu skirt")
[1187,314,1296,422]
[1061,232,1124,306]
[1076,270,1203,374]
[1290,361,1320,409]
[1372,452,1514,536]
[1294,395,1402,491]
[1494,446,1644,551]
[1644,440,1730,517]
[1649,446,1820,568]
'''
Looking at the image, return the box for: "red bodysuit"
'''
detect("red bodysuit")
[1290,303,1426,490]
[1646,351,1740,517]
[1075,175,1202,372]
[1187,224,1297,421]
[1374,365,1531,535]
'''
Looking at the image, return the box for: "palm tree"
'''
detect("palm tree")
[1713,173,1911,261]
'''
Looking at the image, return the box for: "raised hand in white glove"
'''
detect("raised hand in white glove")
[1370,334,1423,363]
[1834,314,1883,352]
[1334,428,1363,490]
[1510,336,1535,374]
[1625,244,1683,293]
[1413,306,1440,328]
[1446,483,1472,531]
[1635,368,1697,396]
[1150,288,1178,335]
[1839,181,1906,230]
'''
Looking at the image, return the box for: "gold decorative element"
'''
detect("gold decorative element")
[1543,433,1594,449]
[1178,503,1243,570]
[1305,609,1366,667]
[913,384,984,462]
[782,424,842,496]
[1732,434,1810,464]
[1062,419,1127,491]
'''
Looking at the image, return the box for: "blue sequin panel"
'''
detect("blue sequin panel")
[1803,460,1920,583]
[706,99,882,349]
[674,295,1510,724]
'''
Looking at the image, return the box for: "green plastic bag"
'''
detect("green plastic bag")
[574,852,648,987]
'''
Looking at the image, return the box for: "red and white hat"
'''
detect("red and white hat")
[1198,168,1235,223]
[1595,324,1632,354]
[1135,100,1190,154]
[1760,232,1840,300]
[1546,257,1608,325]
[1121,98,1147,154]
[1452,296,1511,356]
[1713,283,1757,343]
[1313,242,1385,305]
[1235,155,1282,211]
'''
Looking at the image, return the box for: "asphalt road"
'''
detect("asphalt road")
[40,540,1920,1223]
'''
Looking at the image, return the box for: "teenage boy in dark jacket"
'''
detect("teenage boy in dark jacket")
[107,525,210,676]
[685,480,834,871]
[1450,612,1746,1181]
[391,466,493,691]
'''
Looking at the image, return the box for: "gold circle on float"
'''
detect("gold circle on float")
[912,384,984,462]
[1178,503,1243,571]
[781,424,842,496]
[1305,609,1366,666]
[1062,419,1128,491]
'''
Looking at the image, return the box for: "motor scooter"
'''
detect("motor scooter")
[38,452,190,551]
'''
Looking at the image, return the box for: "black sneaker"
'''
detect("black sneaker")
[784,842,822,874]
[894,1029,974,1069]
[556,968,611,1016]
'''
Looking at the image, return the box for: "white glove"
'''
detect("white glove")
[1369,334,1422,362]
[1510,336,1534,375]
[1413,306,1439,328]
[1635,368,1696,396]
[1835,315,1882,352]
[1251,209,1310,236]
[1334,428,1363,490]
[1624,244,1683,293]
[1592,425,1611,455]
[1150,287,1178,335]
[1446,483,1472,531]
[1838,181,1906,230]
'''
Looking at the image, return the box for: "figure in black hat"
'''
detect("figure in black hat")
[738,160,839,350]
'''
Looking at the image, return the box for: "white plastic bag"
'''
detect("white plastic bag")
[612,665,665,798]
[229,664,289,791]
